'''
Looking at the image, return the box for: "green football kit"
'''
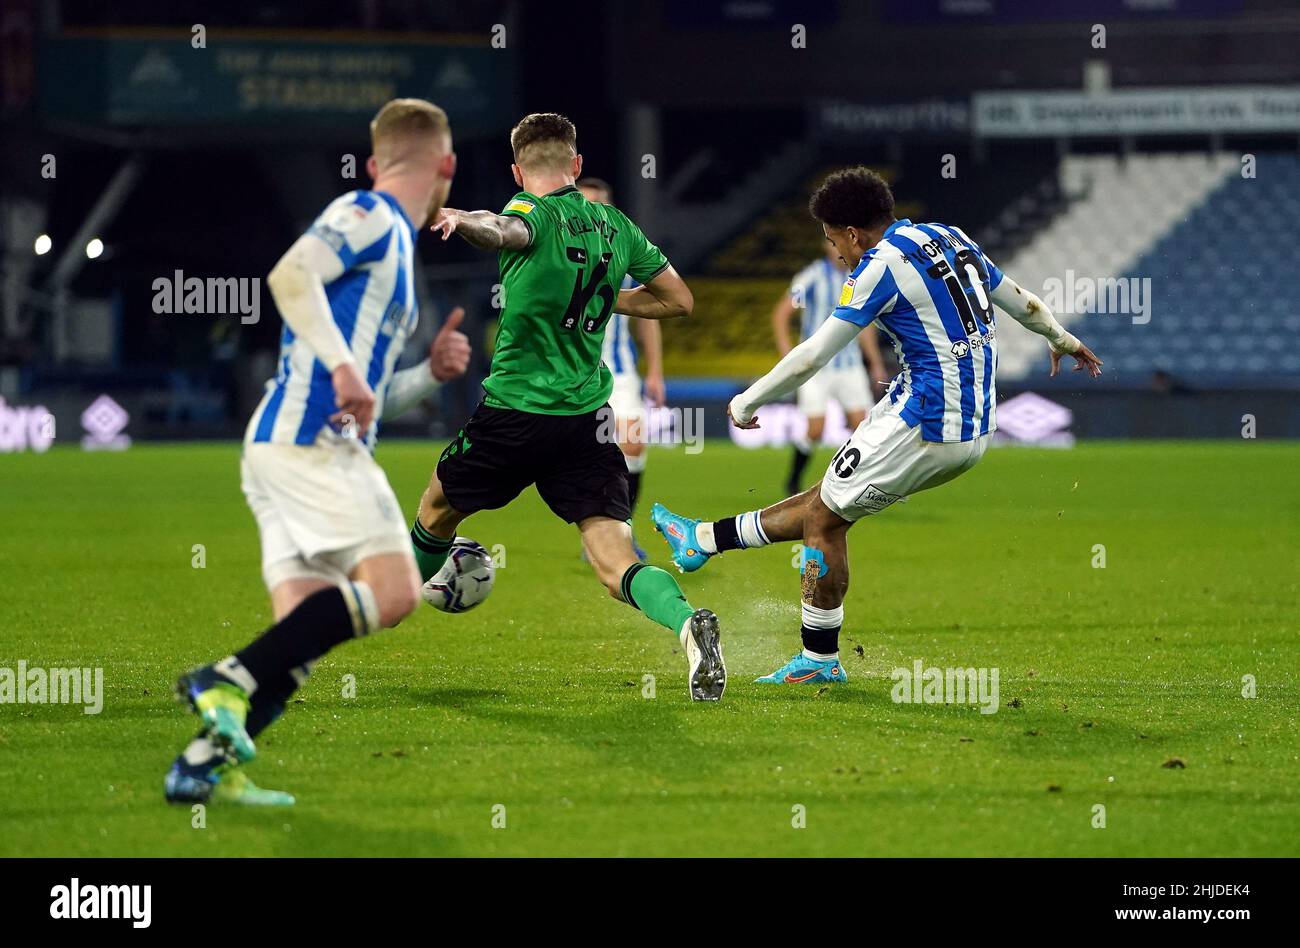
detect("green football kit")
[483,184,669,415]
[415,185,701,654]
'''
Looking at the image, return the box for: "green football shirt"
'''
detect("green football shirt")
[482,184,670,415]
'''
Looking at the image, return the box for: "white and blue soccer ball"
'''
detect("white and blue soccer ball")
[422,537,495,613]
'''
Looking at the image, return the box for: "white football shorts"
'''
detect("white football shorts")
[818,398,991,522]
[797,364,872,417]
[241,440,412,590]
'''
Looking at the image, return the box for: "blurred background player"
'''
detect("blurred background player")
[654,167,1102,686]
[577,175,666,560]
[166,99,470,806]
[411,113,727,701]
[772,243,888,495]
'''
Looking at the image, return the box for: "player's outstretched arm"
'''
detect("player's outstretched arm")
[617,266,693,320]
[431,208,531,251]
[728,316,862,429]
[991,275,1103,378]
[267,234,376,431]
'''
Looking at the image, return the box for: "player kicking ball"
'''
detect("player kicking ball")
[165,99,471,805]
[653,166,1102,685]
[409,113,726,702]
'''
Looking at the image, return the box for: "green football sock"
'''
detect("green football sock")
[411,521,453,582]
[620,564,696,635]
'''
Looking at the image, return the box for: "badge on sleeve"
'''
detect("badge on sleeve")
[326,203,365,233]
[839,277,856,306]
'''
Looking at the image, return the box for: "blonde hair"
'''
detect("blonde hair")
[370,98,450,168]
[510,112,577,171]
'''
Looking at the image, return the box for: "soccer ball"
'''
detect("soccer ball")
[422,537,495,613]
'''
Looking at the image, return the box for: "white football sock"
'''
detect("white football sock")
[695,521,717,554]
[801,603,844,661]
[678,616,694,650]
[182,736,221,766]
[215,655,258,694]
[802,648,839,662]
[341,581,379,637]
[735,510,771,549]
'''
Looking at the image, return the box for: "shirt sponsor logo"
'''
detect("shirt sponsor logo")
[856,483,903,511]
[951,327,996,358]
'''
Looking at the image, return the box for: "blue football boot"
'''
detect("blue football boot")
[755,652,848,685]
[650,502,712,573]
[164,753,295,807]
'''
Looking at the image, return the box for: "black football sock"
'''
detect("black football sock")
[234,585,374,692]
[707,510,772,554]
[245,662,314,738]
[712,516,742,552]
[800,603,844,657]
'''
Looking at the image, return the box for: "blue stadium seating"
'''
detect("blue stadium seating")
[1078,153,1300,386]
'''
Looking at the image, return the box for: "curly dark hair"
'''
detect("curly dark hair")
[808,166,895,230]
[510,112,577,167]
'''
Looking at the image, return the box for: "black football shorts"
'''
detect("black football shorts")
[436,402,631,524]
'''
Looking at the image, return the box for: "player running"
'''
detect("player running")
[773,243,888,496]
[652,166,1102,685]
[577,175,666,560]
[165,99,471,805]
[410,113,726,702]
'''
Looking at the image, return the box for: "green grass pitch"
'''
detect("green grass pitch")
[1,439,1297,857]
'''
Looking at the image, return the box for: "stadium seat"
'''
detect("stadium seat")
[995,152,1299,387]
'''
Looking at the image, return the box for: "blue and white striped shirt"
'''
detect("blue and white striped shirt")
[791,258,860,371]
[245,190,419,450]
[833,219,1001,443]
[601,275,639,378]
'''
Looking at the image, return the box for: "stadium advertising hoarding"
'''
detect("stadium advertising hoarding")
[815,97,970,139]
[0,398,55,454]
[38,33,513,136]
[882,0,1241,22]
[817,85,1300,140]
[973,86,1300,137]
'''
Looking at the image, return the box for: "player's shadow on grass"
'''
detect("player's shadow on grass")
[251,809,464,857]
[408,683,760,767]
